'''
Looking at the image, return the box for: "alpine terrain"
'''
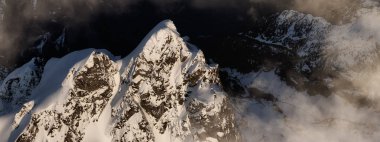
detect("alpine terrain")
[0,20,239,142]
[1,0,380,142]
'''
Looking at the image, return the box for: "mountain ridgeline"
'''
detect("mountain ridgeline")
[0,20,240,142]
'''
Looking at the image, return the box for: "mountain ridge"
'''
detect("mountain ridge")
[0,20,240,142]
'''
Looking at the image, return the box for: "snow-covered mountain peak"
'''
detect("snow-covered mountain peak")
[128,20,188,59]
[0,20,240,142]
[113,20,239,142]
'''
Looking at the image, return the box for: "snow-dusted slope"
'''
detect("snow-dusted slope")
[250,10,331,73]
[255,10,330,49]
[251,7,380,74]
[0,58,45,112]
[0,20,240,142]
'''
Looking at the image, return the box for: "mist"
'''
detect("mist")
[233,0,380,141]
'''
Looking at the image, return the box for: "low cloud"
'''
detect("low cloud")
[233,0,380,141]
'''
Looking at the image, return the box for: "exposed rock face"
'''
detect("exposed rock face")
[0,20,240,142]
[17,52,118,142]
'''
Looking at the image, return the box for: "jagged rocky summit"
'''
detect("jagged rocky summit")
[0,20,240,142]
